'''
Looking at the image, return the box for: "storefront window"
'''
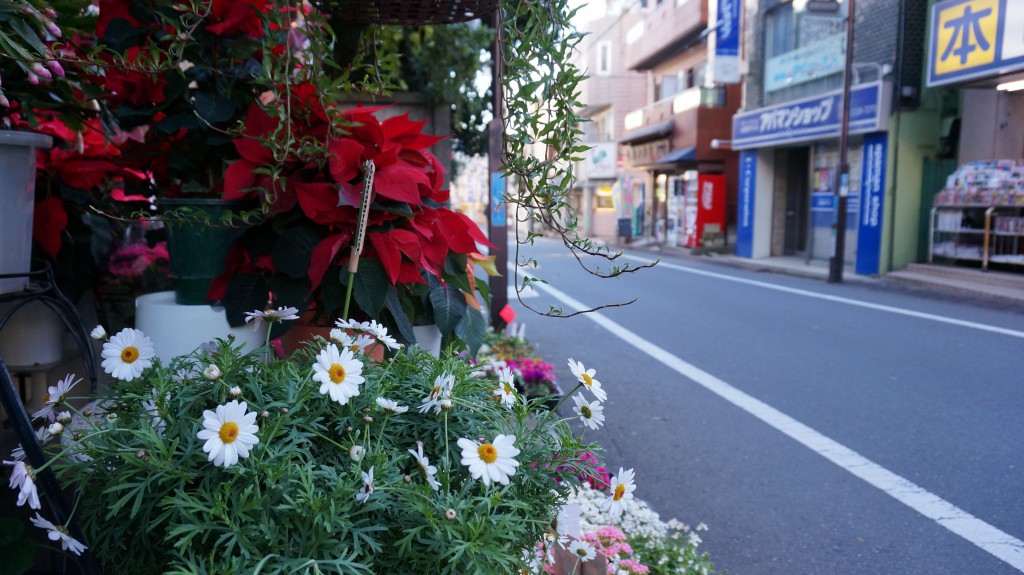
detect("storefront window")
[808,140,862,263]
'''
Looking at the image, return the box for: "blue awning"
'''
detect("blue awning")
[654,146,696,164]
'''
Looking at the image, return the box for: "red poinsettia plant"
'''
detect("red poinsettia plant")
[212,84,496,352]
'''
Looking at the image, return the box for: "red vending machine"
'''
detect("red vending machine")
[682,173,726,249]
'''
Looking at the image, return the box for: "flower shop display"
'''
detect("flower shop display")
[475,329,561,403]
[2,320,642,574]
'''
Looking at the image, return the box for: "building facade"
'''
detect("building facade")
[731,0,912,275]
[616,0,741,248]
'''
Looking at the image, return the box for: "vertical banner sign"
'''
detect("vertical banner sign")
[712,0,741,84]
[735,150,757,258]
[490,172,507,227]
[855,132,887,275]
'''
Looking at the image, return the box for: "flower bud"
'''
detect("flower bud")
[280,407,289,414]
[135,449,147,459]
[27,72,40,85]
[229,386,242,398]
[45,60,64,78]
[440,398,453,411]
[56,411,72,424]
[47,422,64,436]
[106,413,118,422]
[90,325,107,340]
[403,474,412,483]
[43,8,57,19]
[260,411,270,419]
[30,63,51,80]
[363,415,373,424]
[45,22,61,38]
[0,94,8,108]
[204,364,221,381]
[444,508,457,521]
[349,445,364,462]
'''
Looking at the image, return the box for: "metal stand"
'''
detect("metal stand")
[0,262,102,575]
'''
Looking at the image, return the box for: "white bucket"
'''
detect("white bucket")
[0,130,53,294]
[135,291,266,363]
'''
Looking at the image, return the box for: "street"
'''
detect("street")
[508,238,1024,575]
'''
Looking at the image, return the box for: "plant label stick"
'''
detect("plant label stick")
[348,160,375,274]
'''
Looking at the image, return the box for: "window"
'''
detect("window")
[597,41,612,75]
[658,74,680,100]
[764,2,795,60]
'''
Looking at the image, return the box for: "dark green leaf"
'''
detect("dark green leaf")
[429,282,465,335]
[351,259,389,316]
[271,226,319,279]
[384,286,415,345]
[223,273,269,327]
[455,308,487,356]
[192,92,239,124]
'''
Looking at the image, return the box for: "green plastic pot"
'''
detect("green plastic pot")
[160,198,250,305]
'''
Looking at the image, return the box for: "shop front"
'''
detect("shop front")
[923,0,1024,274]
[731,81,891,275]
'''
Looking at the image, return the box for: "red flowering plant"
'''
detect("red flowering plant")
[211,84,497,352]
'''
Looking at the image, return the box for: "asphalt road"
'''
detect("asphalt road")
[505,238,1024,575]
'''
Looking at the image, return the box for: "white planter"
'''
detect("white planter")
[135,291,266,362]
[0,300,64,368]
[412,324,442,357]
[0,130,53,294]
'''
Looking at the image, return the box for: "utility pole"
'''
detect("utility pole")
[828,0,855,283]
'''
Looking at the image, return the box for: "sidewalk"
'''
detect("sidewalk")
[603,235,1024,306]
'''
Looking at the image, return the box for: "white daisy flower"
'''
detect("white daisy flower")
[29,514,87,555]
[32,374,81,422]
[11,427,50,461]
[364,320,401,350]
[101,328,155,382]
[55,411,72,424]
[204,364,222,381]
[492,367,517,408]
[141,390,166,434]
[355,466,374,503]
[244,306,300,330]
[568,358,607,401]
[328,328,347,345]
[347,333,376,355]
[229,386,242,398]
[571,394,605,430]
[376,397,408,414]
[408,441,440,491]
[89,325,107,340]
[602,467,636,519]
[311,344,365,405]
[418,373,454,414]
[457,434,520,486]
[334,318,372,332]
[46,422,64,437]
[3,460,40,509]
[349,445,364,462]
[568,539,596,562]
[196,400,260,468]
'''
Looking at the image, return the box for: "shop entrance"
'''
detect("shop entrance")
[771,147,809,256]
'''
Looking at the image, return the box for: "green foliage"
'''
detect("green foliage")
[51,339,601,574]
[0,516,36,575]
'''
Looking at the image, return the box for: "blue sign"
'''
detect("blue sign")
[811,192,835,212]
[735,150,757,258]
[927,0,1024,87]
[731,82,886,150]
[855,132,887,275]
[716,0,740,57]
[490,172,506,227]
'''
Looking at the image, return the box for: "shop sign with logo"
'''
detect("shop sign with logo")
[735,151,757,258]
[764,34,845,93]
[731,82,889,150]
[625,138,671,167]
[710,0,741,84]
[855,132,887,275]
[583,142,617,179]
[490,172,506,227]
[927,0,1024,86]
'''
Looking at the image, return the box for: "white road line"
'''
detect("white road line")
[622,254,1024,339]
[530,279,1024,572]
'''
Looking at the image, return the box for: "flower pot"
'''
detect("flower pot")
[159,198,249,305]
[412,323,442,357]
[0,130,52,294]
[0,300,64,368]
[135,291,265,362]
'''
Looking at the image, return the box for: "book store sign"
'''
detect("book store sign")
[927,0,1024,86]
[730,82,889,150]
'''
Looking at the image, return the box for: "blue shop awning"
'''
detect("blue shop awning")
[619,120,674,145]
[654,146,696,164]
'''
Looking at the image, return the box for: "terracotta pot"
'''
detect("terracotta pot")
[278,324,385,361]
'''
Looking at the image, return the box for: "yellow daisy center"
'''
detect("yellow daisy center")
[430,386,441,399]
[581,373,593,386]
[329,363,346,383]
[121,346,140,364]
[613,483,626,501]
[504,384,513,394]
[580,405,592,418]
[478,443,498,463]
[350,344,361,353]
[219,421,240,444]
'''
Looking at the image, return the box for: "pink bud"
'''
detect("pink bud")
[30,63,51,80]
[43,8,57,19]
[45,22,61,38]
[0,94,9,108]
[45,60,64,78]
[27,72,40,85]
